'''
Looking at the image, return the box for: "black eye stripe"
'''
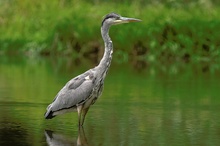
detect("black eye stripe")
[101,12,121,26]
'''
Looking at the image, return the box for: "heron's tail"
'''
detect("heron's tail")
[44,105,55,119]
[45,110,55,119]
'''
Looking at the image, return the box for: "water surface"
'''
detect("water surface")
[0,56,220,146]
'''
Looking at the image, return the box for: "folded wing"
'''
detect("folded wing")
[45,70,95,119]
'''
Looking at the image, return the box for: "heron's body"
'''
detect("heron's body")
[44,13,141,126]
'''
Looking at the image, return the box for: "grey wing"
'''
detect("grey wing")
[47,70,95,114]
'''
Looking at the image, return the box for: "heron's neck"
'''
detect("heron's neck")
[101,24,111,43]
[97,25,113,76]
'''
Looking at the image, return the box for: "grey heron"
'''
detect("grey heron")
[44,12,141,126]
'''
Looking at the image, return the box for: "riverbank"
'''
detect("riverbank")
[0,0,219,64]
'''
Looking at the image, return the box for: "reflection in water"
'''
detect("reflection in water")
[45,127,88,146]
[1,56,220,145]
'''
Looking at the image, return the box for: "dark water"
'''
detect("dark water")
[0,56,220,146]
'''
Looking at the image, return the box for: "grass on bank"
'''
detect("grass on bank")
[0,0,220,64]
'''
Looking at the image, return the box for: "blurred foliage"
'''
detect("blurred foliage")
[0,0,219,65]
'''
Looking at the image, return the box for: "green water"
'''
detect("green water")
[0,56,220,146]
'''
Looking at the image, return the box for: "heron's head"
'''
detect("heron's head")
[101,12,141,27]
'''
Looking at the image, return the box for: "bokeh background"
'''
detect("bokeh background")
[0,0,220,145]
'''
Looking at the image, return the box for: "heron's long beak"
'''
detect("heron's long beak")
[113,17,141,25]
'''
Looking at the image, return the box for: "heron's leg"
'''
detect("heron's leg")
[81,107,90,126]
[77,126,88,145]
[77,105,83,126]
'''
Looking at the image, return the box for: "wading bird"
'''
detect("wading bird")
[44,13,141,126]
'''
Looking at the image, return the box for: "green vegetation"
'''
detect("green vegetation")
[0,0,220,65]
